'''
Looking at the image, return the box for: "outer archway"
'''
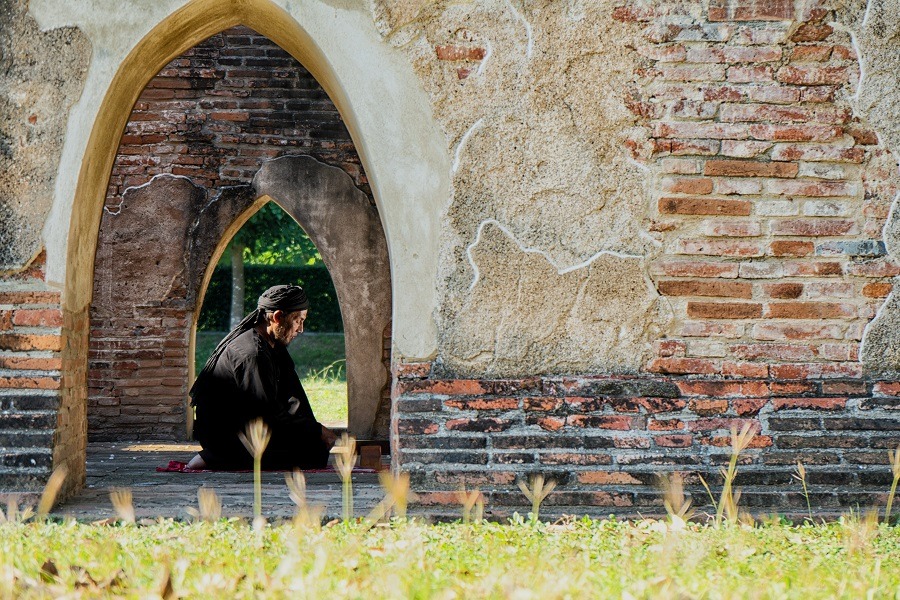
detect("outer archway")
[51,0,449,496]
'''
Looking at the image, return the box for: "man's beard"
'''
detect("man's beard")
[271,322,293,346]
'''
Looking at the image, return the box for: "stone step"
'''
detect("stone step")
[0,411,56,429]
[0,448,52,469]
[0,465,51,494]
[0,428,54,448]
[0,391,60,411]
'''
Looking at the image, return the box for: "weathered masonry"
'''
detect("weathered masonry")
[2,0,900,516]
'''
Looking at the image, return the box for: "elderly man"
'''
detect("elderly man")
[187,284,337,470]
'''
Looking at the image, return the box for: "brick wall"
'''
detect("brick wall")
[0,253,63,496]
[89,26,371,440]
[630,2,895,378]
[396,1,900,516]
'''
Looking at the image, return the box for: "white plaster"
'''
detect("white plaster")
[452,118,484,173]
[466,218,644,291]
[504,0,533,60]
[31,0,450,360]
[476,39,493,77]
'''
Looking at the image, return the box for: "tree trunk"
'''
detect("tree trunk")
[230,242,246,330]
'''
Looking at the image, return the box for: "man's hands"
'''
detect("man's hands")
[321,425,338,449]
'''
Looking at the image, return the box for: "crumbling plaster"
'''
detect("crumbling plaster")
[30,0,448,360]
[840,0,900,373]
[0,0,89,271]
[372,0,670,376]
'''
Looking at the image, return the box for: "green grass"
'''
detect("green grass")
[195,331,347,426]
[3,518,900,597]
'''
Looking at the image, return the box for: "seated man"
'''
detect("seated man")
[187,284,337,470]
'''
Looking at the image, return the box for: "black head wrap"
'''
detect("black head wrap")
[190,285,309,401]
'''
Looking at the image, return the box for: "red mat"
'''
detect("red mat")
[157,460,377,474]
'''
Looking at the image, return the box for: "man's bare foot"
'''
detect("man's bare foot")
[187,454,207,470]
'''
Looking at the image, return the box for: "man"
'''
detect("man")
[186,284,338,470]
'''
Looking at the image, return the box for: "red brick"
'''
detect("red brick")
[731,343,818,361]
[703,220,761,237]
[847,261,900,277]
[657,280,752,298]
[0,310,10,332]
[523,397,563,411]
[822,380,867,396]
[393,362,432,378]
[566,415,639,430]
[727,66,773,83]
[846,126,879,146]
[874,382,900,395]
[678,240,762,257]
[12,309,63,328]
[661,177,714,195]
[689,399,728,415]
[702,435,772,448]
[659,197,751,216]
[749,124,842,142]
[771,219,857,236]
[783,262,843,277]
[722,362,769,378]
[655,339,686,357]
[762,283,804,299]
[771,381,817,395]
[577,471,643,485]
[687,302,762,319]
[708,0,793,21]
[777,65,850,85]
[765,302,856,319]
[687,418,760,432]
[636,397,688,413]
[434,45,486,61]
[612,6,655,22]
[770,362,862,379]
[0,334,62,351]
[704,159,798,178]
[536,417,566,432]
[401,379,487,396]
[648,418,685,431]
[654,122,750,140]
[0,291,60,305]
[771,144,864,163]
[790,23,834,42]
[444,398,520,410]
[862,282,892,298]
[0,376,60,390]
[752,322,844,341]
[772,397,847,410]
[648,357,718,375]
[677,380,768,397]
[790,45,832,62]
[767,180,858,198]
[659,65,727,82]
[768,240,814,257]
[733,397,768,415]
[0,356,62,370]
[655,434,694,447]
[652,261,739,278]
[446,418,511,432]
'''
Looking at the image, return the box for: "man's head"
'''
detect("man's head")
[266,308,307,346]
[256,285,310,346]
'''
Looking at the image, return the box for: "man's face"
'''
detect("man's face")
[272,309,307,346]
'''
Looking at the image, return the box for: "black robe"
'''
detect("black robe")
[191,328,329,470]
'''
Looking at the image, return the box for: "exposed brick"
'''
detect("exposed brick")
[652,261,739,278]
[768,240,814,256]
[704,159,798,178]
[446,418,513,432]
[790,23,834,43]
[722,362,769,378]
[0,334,62,352]
[577,471,644,485]
[687,302,762,319]
[434,45,486,61]
[689,399,728,415]
[0,291,60,305]
[862,282,893,298]
[777,65,850,85]
[658,197,751,216]
[708,0,793,21]
[761,283,803,299]
[764,302,856,319]
[733,397,768,415]
[566,415,642,430]
[648,358,718,375]
[660,177,714,194]
[540,453,612,466]
[770,219,857,236]
[444,398,520,411]
[657,280,752,298]
[678,240,762,257]
[11,308,63,328]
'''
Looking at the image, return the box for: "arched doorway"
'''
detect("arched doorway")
[87,27,391,446]
[56,0,450,496]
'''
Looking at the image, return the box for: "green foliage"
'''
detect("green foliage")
[232,202,323,267]
[197,265,342,332]
[3,520,900,597]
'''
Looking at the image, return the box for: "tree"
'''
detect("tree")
[227,202,323,327]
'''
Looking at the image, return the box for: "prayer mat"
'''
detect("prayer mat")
[157,460,379,474]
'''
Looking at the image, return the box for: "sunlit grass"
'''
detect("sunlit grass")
[195,331,347,425]
[3,519,900,598]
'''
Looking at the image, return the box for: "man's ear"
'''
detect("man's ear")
[271,309,286,324]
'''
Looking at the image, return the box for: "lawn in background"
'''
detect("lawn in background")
[195,331,347,427]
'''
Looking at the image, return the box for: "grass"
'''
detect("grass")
[2,518,900,597]
[195,331,347,426]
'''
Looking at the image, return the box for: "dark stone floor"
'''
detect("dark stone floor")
[51,442,388,522]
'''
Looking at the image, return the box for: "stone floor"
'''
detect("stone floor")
[51,442,388,522]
